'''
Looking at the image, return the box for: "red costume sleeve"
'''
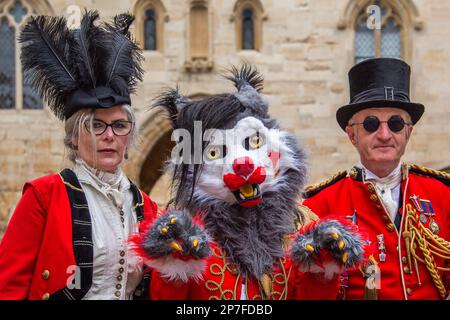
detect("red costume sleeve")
[299,196,341,300]
[148,270,191,300]
[138,194,193,300]
[294,272,340,300]
[0,184,47,299]
[303,193,329,219]
[141,193,159,223]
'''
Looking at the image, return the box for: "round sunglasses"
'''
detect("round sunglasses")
[350,115,412,133]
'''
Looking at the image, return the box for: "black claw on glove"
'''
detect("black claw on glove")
[291,219,366,277]
[141,211,211,260]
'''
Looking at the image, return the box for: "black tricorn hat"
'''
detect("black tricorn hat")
[336,58,424,131]
[19,11,143,120]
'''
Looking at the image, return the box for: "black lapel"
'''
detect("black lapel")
[129,181,144,223]
[50,169,93,300]
[51,174,149,300]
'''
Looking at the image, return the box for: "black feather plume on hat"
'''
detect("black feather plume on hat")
[19,15,78,120]
[68,10,101,89]
[99,13,144,97]
[112,13,135,36]
[19,11,144,121]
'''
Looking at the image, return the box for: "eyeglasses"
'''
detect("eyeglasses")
[85,119,133,136]
[350,115,412,133]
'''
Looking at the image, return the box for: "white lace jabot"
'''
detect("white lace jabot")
[357,162,402,221]
[73,159,142,300]
[75,159,129,209]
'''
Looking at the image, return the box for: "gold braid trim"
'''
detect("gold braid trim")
[408,164,450,186]
[297,204,319,229]
[404,204,450,299]
[133,190,145,209]
[205,247,237,300]
[205,247,290,300]
[302,171,347,199]
[58,174,84,192]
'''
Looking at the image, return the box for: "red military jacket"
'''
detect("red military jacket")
[148,241,340,300]
[0,170,158,300]
[303,164,450,300]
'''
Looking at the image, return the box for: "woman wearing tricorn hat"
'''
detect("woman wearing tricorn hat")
[303,57,450,300]
[0,11,158,300]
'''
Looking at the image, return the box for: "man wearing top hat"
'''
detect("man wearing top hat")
[302,57,450,300]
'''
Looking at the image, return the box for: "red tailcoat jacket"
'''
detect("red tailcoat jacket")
[303,164,450,300]
[0,170,158,300]
[148,235,340,300]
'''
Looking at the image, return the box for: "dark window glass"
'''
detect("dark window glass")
[144,9,157,51]
[0,17,15,109]
[242,8,254,50]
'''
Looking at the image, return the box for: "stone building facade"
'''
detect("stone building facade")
[1,0,450,238]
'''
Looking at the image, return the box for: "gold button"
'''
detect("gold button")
[42,293,50,300]
[402,256,407,264]
[370,194,378,202]
[382,215,390,222]
[386,223,395,232]
[406,288,413,296]
[120,251,126,257]
[367,184,375,192]
[116,284,122,290]
[404,266,411,274]
[350,168,357,179]
[41,270,50,280]
[375,205,382,211]
[115,291,121,297]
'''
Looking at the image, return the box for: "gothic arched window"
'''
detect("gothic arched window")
[144,8,157,50]
[134,0,166,52]
[233,0,265,51]
[242,8,254,50]
[354,0,402,63]
[0,0,43,110]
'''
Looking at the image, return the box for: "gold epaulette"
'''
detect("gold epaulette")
[302,171,347,199]
[408,164,450,187]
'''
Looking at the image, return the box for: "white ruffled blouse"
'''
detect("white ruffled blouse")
[72,160,143,300]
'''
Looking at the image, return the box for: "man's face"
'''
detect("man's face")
[345,108,413,168]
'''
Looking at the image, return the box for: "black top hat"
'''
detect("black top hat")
[336,58,424,131]
[19,11,143,120]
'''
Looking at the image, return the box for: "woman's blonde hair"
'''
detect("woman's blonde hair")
[63,104,139,163]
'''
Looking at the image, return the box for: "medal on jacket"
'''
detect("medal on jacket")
[410,195,426,223]
[420,199,440,234]
[410,195,440,235]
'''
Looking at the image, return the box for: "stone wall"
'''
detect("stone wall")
[1,0,450,238]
